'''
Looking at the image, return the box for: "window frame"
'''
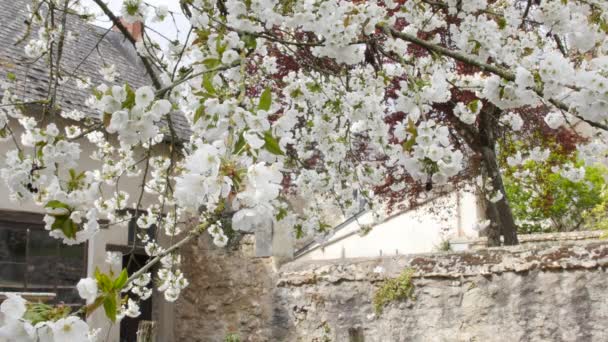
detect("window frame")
[0,210,88,305]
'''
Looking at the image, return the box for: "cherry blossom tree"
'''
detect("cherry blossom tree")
[1,0,608,339]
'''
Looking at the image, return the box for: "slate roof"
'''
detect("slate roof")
[0,1,190,139]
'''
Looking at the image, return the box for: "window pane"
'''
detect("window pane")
[28,229,59,288]
[28,258,59,288]
[54,288,82,306]
[57,244,86,286]
[0,263,26,288]
[29,229,59,257]
[0,228,27,262]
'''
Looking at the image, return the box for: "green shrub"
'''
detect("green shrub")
[499,132,608,233]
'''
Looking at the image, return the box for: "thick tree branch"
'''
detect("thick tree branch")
[380,24,516,80]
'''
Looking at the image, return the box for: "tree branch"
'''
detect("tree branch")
[126,224,207,284]
[380,24,516,81]
[380,24,608,132]
[155,62,240,97]
[91,0,162,89]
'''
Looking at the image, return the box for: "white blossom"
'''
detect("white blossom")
[0,293,26,320]
[51,317,90,341]
[77,277,98,304]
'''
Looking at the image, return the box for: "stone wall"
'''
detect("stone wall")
[175,234,277,342]
[177,238,608,342]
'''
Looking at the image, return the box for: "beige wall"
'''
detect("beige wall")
[0,121,172,341]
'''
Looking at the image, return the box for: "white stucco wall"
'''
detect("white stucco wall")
[295,190,481,261]
[0,122,167,341]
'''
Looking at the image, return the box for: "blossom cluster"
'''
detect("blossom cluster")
[0,293,95,341]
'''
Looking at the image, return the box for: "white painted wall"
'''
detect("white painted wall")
[295,190,481,261]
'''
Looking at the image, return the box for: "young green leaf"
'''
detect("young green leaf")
[95,270,113,293]
[467,99,480,113]
[263,131,284,155]
[103,295,117,322]
[233,130,247,154]
[122,83,136,109]
[61,218,78,238]
[202,58,220,69]
[45,200,71,210]
[113,268,128,290]
[194,105,206,124]
[258,87,272,111]
[203,73,216,95]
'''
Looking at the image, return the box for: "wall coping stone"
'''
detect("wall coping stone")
[277,240,608,286]
[461,230,604,248]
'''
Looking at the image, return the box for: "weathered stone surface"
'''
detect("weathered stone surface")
[275,241,608,342]
[174,234,277,342]
[177,238,608,342]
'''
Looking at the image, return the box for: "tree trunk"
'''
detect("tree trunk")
[480,178,502,247]
[478,106,519,246]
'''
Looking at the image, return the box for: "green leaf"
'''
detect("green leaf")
[467,100,480,114]
[7,72,16,81]
[290,88,303,98]
[263,131,284,155]
[497,17,507,30]
[233,130,247,154]
[471,40,482,55]
[216,38,228,56]
[67,169,86,191]
[113,268,128,290]
[194,105,205,124]
[258,87,272,111]
[294,224,304,239]
[45,200,70,210]
[203,58,221,69]
[95,269,113,293]
[402,119,418,152]
[241,33,257,50]
[61,218,78,239]
[203,73,216,95]
[275,207,288,221]
[103,295,117,322]
[305,82,322,93]
[122,83,136,109]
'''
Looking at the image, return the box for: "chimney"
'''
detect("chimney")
[112,18,143,42]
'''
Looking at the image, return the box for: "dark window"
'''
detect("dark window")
[127,218,157,248]
[119,253,152,342]
[0,211,87,306]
